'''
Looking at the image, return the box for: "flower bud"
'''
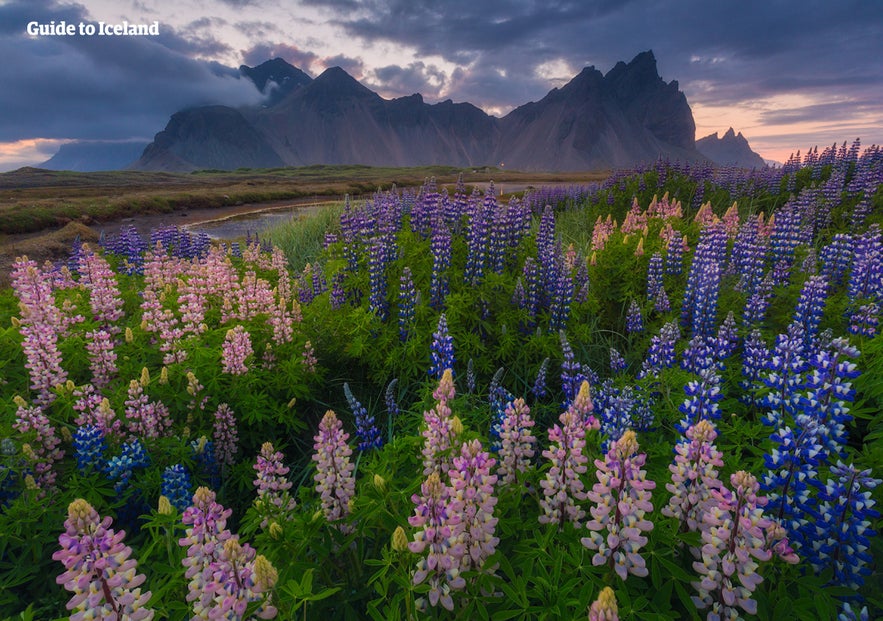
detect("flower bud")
[392,526,409,552]
[158,495,173,515]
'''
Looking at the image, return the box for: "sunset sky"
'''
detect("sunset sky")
[1,0,881,170]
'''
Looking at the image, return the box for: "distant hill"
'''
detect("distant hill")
[133,51,708,172]
[40,141,149,172]
[696,128,766,168]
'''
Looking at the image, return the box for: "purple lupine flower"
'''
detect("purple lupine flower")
[714,311,739,360]
[791,275,829,349]
[429,313,454,380]
[677,367,722,433]
[582,430,655,580]
[344,382,383,451]
[559,331,586,404]
[521,257,542,329]
[761,324,809,428]
[221,325,253,375]
[848,302,880,337]
[312,410,356,526]
[740,329,770,406]
[625,300,644,334]
[123,378,172,440]
[398,266,417,341]
[78,246,125,331]
[681,223,726,339]
[408,472,465,611]
[531,357,549,400]
[801,338,860,458]
[448,439,499,572]
[253,442,296,527]
[805,462,880,590]
[53,499,154,619]
[212,403,239,471]
[162,465,192,513]
[368,236,389,321]
[646,251,664,300]
[465,358,476,393]
[329,271,346,310]
[663,420,724,533]
[653,285,671,313]
[538,400,591,529]
[743,264,773,319]
[608,348,626,375]
[385,378,399,419]
[638,321,679,379]
[665,231,684,276]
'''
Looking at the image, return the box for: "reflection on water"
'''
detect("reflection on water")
[184,204,325,240]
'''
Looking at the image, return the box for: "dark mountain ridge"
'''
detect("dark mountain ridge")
[130,52,750,172]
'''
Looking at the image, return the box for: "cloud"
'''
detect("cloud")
[241,42,318,72]
[368,62,447,99]
[0,0,261,143]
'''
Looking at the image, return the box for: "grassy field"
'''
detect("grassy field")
[0,165,609,235]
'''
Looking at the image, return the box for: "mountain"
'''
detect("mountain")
[40,140,149,171]
[696,128,766,168]
[133,51,706,172]
[240,57,312,105]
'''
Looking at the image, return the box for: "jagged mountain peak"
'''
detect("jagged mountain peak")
[697,128,765,168]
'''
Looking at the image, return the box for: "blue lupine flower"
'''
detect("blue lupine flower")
[73,425,107,472]
[805,461,880,590]
[428,313,454,380]
[646,252,664,300]
[105,455,135,494]
[367,236,389,321]
[398,266,416,341]
[559,331,586,405]
[121,439,150,469]
[531,357,549,400]
[625,300,644,334]
[161,464,192,512]
[677,367,722,433]
[385,378,399,419]
[429,222,451,308]
[609,348,627,375]
[489,385,516,450]
[761,324,809,428]
[791,275,829,349]
[344,383,383,451]
[638,321,679,379]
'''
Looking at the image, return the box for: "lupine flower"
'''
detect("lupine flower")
[609,348,626,374]
[179,487,277,619]
[497,398,537,485]
[78,246,125,331]
[448,439,499,572]
[212,403,239,471]
[625,300,644,334]
[429,313,454,379]
[385,378,400,418]
[692,471,772,619]
[73,384,122,440]
[422,370,457,477]
[714,311,739,360]
[646,252,664,300]
[53,499,154,620]
[301,340,317,373]
[123,379,172,440]
[398,266,417,341]
[665,231,684,275]
[312,410,356,526]
[253,442,296,527]
[85,329,117,388]
[539,404,590,529]
[792,275,829,349]
[839,603,870,621]
[344,383,383,451]
[161,465,192,513]
[430,221,452,308]
[190,436,220,489]
[848,302,880,337]
[221,325,253,375]
[532,357,549,399]
[588,587,619,621]
[638,321,679,379]
[13,402,64,490]
[582,430,655,580]
[368,237,389,321]
[560,331,587,405]
[663,420,724,533]
[408,472,465,611]
[73,425,106,472]
[761,324,809,428]
[677,367,722,433]
[466,358,476,393]
[804,461,880,590]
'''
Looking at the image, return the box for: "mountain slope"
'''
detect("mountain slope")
[133,52,711,172]
[697,128,766,168]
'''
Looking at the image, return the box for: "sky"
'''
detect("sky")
[1,0,882,170]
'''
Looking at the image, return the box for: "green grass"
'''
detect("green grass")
[266,202,345,272]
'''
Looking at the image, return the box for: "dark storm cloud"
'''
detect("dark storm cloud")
[241,42,318,71]
[0,0,261,143]
[304,0,883,131]
[370,62,447,98]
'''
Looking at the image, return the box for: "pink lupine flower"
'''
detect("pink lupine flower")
[301,340,317,373]
[571,380,599,429]
[312,410,356,526]
[124,379,172,440]
[692,471,773,619]
[78,246,124,331]
[269,299,294,345]
[538,406,589,528]
[409,472,465,611]
[448,439,499,572]
[253,442,296,527]
[73,384,123,440]
[212,403,239,470]
[422,369,457,477]
[13,401,64,490]
[236,270,276,321]
[663,420,724,533]
[11,257,68,404]
[180,487,233,616]
[53,499,154,620]
[221,325,253,375]
[85,328,117,388]
[722,202,741,237]
[582,430,656,580]
[206,537,278,620]
[177,275,208,338]
[588,587,619,621]
[271,247,292,302]
[497,398,537,485]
